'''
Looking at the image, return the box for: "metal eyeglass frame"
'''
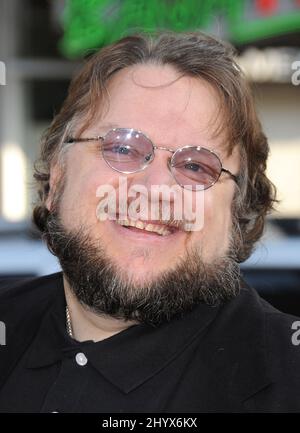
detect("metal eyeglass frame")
[65,127,239,190]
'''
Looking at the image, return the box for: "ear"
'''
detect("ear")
[45,163,62,212]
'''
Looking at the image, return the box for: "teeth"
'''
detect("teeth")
[116,219,130,227]
[144,223,154,232]
[135,220,145,230]
[158,227,166,235]
[116,219,171,236]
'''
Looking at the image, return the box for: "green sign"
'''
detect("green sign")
[60,0,300,58]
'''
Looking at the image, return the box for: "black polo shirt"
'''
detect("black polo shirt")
[0,272,300,413]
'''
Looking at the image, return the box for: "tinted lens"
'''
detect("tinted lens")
[102,128,153,173]
[171,147,221,190]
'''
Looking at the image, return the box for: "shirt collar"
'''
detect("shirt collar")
[26,277,220,393]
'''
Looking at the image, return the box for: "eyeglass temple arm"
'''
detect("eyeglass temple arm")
[221,168,240,186]
[65,136,104,144]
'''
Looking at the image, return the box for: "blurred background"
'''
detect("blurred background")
[0,0,299,314]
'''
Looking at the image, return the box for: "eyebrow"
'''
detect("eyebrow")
[80,123,120,138]
[97,122,120,131]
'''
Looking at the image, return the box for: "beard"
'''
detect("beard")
[45,211,241,328]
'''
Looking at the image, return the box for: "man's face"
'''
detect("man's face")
[46,64,241,325]
[49,65,239,283]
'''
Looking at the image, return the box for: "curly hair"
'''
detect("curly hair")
[33,31,277,262]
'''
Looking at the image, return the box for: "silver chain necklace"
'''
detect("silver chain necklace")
[66,305,73,338]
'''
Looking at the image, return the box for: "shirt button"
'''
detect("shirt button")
[75,352,88,366]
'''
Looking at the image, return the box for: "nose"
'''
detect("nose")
[130,147,175,190]
[124,150,180,222]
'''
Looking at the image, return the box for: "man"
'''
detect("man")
[0,31,299,413]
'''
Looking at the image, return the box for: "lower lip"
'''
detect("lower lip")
[110,221,184,243]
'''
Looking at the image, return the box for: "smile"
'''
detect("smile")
[115,218,179,236]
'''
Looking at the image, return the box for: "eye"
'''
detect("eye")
[112,144,131,154]
[184,162,203,172]
[103,142,144,160]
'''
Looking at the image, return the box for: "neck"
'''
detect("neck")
[63,275,138,342]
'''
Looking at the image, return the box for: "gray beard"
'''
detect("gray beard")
[45,212,241,327]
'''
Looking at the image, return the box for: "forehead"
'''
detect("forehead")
[92,64,225,148]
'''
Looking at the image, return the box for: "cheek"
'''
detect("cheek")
[204,191,232,229]
[59,160,118,227]
[192,187,234,258]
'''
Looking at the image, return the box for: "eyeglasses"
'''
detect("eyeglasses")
[66,127,239,191]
